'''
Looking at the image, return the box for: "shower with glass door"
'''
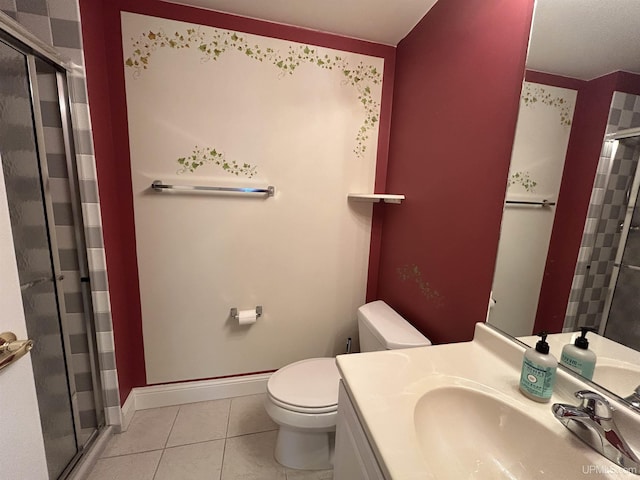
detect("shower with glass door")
[0,26,105,480]
[569,124,640,349]
[599,130,640,349]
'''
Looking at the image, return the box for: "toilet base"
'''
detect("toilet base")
[274,426,335,470]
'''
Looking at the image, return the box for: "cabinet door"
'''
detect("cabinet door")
[334,382,385,480]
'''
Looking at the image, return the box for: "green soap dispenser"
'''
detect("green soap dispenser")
[560,327,597,380]
[519,332,557,403]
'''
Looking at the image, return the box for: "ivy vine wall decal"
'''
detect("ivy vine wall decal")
[507,83,576,194]
[397,264,443,307]
[521,83,573,126]
[177,146,257,177]
[508,170,537,192]
[124,26,382,177]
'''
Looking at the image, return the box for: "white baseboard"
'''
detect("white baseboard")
[121,373,271,418]
[120,391,136,432]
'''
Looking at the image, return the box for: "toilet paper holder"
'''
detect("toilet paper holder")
[230,306,262,321]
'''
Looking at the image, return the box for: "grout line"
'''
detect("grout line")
[152,406,181,480]
[219,399,233,480]
[162,437,227,450]
[100,447,164,459]
[163,404,181,449]
[226,427,279,439]
[151,448,165,480]
[219,438,226,480]
[225,397,233,438]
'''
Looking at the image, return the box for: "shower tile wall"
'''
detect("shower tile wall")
[1,0,121,427]
[564,92,640,331]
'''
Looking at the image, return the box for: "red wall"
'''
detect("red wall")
[375,0,535,344]
[525,70,585,91]
[534,71,640,333]
[79,0,395,402]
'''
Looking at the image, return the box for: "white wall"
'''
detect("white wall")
[121,13,384,383]
[489,82,577,337]
[0,160,48,478]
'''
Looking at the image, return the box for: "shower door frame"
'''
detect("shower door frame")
[598,128,640,336]
[0,15,106,478]
[52,57,107,439]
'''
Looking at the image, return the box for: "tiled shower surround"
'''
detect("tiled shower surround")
[564,92,640,332]
[0,0,121,428]
[605,161,640,350]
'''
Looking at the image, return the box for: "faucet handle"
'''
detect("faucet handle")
[575,390,613,419]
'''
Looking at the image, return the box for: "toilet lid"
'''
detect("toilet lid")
[268,358,340,409]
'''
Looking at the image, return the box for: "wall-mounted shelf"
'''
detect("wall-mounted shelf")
[348,193,405,204]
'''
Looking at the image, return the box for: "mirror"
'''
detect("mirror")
[488,0,640,405]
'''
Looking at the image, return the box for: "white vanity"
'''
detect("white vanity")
[334,323,640,479]
[334,382,385,480]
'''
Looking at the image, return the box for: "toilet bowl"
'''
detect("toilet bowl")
[264,300,431,470]
[265,358,340,470]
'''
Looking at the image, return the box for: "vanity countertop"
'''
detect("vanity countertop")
[336,323,640,479]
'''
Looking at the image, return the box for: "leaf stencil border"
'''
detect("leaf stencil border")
[177,146,257,177]
[508,170,537,192]
[397,264,443,307]
[521,83,574,127]
[124,25,383,175]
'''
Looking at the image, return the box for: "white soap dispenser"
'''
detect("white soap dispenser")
[519,332,557,403]
[560,327,597,380]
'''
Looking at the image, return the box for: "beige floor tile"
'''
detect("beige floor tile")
[87,450,162,480]
[227,394,278,437]
[154,439,225,480]
[90,395,334,480]
[221,430,285,480]
[285,469,333,480]
[166,399,231,447]
[102,406,179,457]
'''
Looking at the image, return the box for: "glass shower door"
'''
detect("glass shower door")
[0,39,78,478]
[603,136,640,350]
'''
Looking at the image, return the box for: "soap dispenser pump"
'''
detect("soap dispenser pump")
[519,331,557,403]
[560,327,597,380]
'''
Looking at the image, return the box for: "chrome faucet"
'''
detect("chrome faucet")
[553,390,640,473]
[625,386,640,412]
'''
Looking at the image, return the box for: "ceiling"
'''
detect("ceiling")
[165,0,640,81]
[161,0,439,46]
[528,0,640,80]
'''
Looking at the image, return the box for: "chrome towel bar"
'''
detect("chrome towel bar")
[505,199,555,207]
[151,180,275,197]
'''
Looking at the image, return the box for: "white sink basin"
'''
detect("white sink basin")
[593,363,640,395]
[414,385,592,479]
[337,324,639,479]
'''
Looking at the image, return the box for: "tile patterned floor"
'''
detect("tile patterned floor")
[88,394,333,480]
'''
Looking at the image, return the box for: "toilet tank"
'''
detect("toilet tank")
[357,300,432,352]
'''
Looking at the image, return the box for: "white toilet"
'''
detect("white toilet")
[264,300,432,470]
